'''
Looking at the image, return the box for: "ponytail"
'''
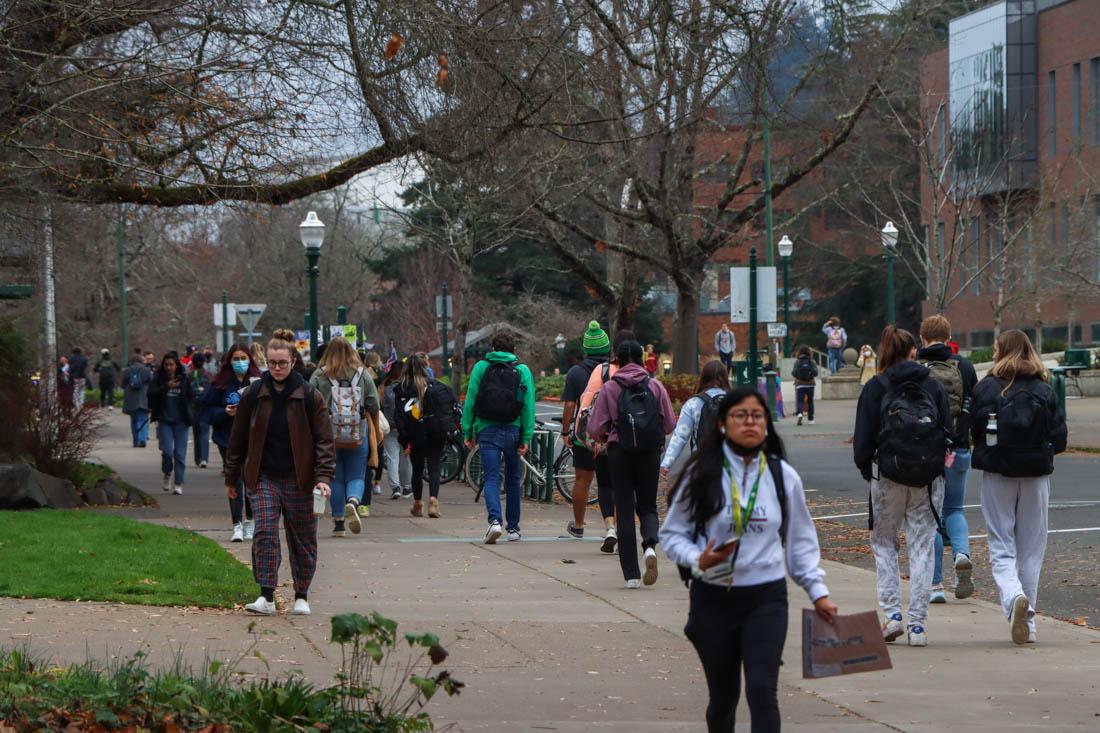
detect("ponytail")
[877,325,917,373]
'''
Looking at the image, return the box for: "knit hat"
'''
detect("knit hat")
[582,320,610,355]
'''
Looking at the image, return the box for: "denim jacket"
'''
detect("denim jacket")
[660,387,727,470]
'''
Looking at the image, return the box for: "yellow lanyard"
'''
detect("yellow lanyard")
[724,452,766,537]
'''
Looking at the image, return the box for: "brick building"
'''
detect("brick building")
[920,0,1100,349]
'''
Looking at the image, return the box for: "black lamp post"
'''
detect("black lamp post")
[299,211,326,360]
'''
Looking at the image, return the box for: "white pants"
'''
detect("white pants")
[870,476,945,625]
[980,472,1048,627]
[73,380,86,411]
[382,433,412,492]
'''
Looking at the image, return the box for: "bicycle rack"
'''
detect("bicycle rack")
[522,430,557,502]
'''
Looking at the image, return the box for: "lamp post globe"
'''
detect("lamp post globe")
[881,222,898,326]
[777,235,794,357]
[299,211,326,359]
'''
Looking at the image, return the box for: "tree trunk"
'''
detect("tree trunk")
[671,287,700,375]
[612,258,642,333]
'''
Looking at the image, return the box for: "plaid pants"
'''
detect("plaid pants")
[249,474,318,594]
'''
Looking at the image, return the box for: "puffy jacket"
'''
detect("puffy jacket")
[970,375,1067,477]
[202,375,252,448]
[588,363,677,446]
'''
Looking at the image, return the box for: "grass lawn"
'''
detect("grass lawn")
[0,510,254,608]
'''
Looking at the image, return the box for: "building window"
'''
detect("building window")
[969,216,981,295]
[1092,323,1100,345]
[1048,69,1057,156]
[1092,58,1100,146]
[1073,63,1082,150]
[935,105,947,168]
[969,330,994,348]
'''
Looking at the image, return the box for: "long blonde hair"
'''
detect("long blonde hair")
[318,336,362,381]
[989,330,1049,393]
[401,353,430,405]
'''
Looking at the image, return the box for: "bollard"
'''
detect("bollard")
[764,369,778,420]
[1052,371,1066,418]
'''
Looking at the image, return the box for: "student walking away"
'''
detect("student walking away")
[396,355,459,519]
[461,332,536,543]
[856,344,878,386]
[68,347,88,411]
[203,345,262,542]
[589,340,676,588]
[661,360,730,480]
[715,323,736,373]
[791,346,819,426]
[660,388,837,733]
[148,352,195,495]
[822,317,847,374]
[57,357,74,411]
[380,362,413,499]
[971,330,1066,645]
[853,326,951,647]
[362,350,386,495]
[122,355,153,447]
[561,321,616,545]
[309,336,381,536]
[225,338,335,616]
[917,315,979,604]
[95,348,120,409]
[189,354,212,468]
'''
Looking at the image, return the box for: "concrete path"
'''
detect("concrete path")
[3,414,1100,731]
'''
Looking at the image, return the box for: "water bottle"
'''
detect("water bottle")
[986,412,997,447]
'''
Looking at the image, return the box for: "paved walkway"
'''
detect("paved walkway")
[3,414,1100,731]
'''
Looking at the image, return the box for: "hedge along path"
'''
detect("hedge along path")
[0,511,254,608]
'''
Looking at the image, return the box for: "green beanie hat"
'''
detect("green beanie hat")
[582,320,610,355]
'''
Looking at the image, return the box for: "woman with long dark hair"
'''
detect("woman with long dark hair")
[148,352,195,495]
[971,330,1066,644]
[203,344,262,541]
[660,360,730,479]
[380,362,413,499]
[660,387,836,733]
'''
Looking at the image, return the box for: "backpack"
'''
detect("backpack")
[127,368,143,390]
[826,328,844,349]
[792,357,816,382]
[920,359,964,419]
[574,364,611,446]
[422,380,460,437]
[990,382,1052,476]
[614,377,664,453]
[97,359,115,377]
[874,374,946,487]
[326,367,365,449]
[474,361,525,423]
[692,392,722,448]
[676,453,788,586]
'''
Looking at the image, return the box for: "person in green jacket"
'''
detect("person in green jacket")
[462,332,536,544]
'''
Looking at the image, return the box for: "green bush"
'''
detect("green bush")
[968,347,994,364]
[658,373,699,404]
[83,387,124,408]
[535,374,566,400]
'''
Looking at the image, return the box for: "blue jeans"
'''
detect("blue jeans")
[192,420,211,465]
[478,424,522,531]
[130,409,150,445]
[330,439,370,517]
[827,347,843,374]
[157,421,189,484]
[934,449,971,584]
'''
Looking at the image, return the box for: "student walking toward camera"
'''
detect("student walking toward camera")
[310,336,380,536]
[589,340,676,588]
[225,338,335,616]
[380,362,413,499]
[853,326,951,647]
[791,346,818,425]
[189,353,212,469]
[395,355,459,519]
[660,388,837,733]
[148,352,195,494]
[971,330,1066,645]
[660,360,730,480]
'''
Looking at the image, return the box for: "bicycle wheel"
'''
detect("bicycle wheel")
[465,444,528,503]
[553,445,599,505]
[438,436,464,484]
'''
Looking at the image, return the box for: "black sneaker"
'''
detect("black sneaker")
[566,520,584,539]
[332,520,346,537]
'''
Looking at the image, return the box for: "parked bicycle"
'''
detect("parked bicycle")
[464,419,593,504]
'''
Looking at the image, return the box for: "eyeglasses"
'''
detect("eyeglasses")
[268,360,292,369]
[728,410,767,424]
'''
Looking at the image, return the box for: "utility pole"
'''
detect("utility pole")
[440,282,451,380]
[221,292,229,354]
[748,248,759,385]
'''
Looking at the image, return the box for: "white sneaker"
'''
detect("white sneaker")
[162,474,172,492]
[954,554,974,599]
[807,419,816,425]
[243,519,255,540]
[291,598,311,615]
[908,624,928,647]
[1027,627,1037,644]
[930,583,946,604]
[391,488,402,500]
[796,413,803,426]
[173,484,183,495]
[601,526,618,554]
[345,502,362,534]
[882,612,904,642]
[1010,594,1030,645]
[245,597,276,615]
[625,579,641,589]
[484,522,502,544]
[373,484,382,495]
[107,405,114,411]
[199,460,208,468]
[642,547,658,586]
[231,523,244,543]
[506,529,521,542]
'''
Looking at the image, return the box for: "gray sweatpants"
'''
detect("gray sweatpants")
[382,433,412,493]
[870,476,945,626]
[980,472,1048,628]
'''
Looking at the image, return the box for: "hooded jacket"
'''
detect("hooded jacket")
[852,360,952,482]
[970,375,1067,476]
[461,351,537,446]
[588,363,677,446]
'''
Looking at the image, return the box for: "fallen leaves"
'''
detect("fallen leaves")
[383,33,404,60]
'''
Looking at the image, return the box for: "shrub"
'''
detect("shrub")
[0,318,32,461]
[658,373,698,404]
[20,389,106,479]
[968,347,994,364]
[535,374,566,400]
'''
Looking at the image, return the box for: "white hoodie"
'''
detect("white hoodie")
[659,443,829,601]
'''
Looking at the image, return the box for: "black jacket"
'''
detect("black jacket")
[970,375,1067,477]
[148,372,195,425]
[853,360,952,482]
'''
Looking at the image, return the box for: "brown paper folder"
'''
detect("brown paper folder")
[802,609,893,679]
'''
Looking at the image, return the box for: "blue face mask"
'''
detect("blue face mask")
[231,359,249,376]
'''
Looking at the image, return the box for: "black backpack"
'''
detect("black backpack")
[792,357,816,382]
[874,373,947,488]
[615,377,664,453]
[676,454,788,586]
[422,380,460,437]
[692,392,722,448]
[474,361,525,422]
[991,382,1052,476]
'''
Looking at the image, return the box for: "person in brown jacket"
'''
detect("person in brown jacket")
[225,338,336,616]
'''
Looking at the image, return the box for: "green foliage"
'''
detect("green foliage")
[658,373,699,404]
[535,374,566,400]
[0,318,32,460]
[1042,338,1066,355]
[82,387,124,407]
[968,347,994,364]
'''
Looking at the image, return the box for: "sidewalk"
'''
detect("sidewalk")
[3,414,1099,731]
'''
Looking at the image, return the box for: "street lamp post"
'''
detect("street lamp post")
[777,234,793,358]
[299,211,326,360]
[881,222,899,326]
[554,333,566,374]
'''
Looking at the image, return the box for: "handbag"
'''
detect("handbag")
[377,410,390,436]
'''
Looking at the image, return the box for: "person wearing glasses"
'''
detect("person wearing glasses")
[660,387,836,733]
[225,338,335,616]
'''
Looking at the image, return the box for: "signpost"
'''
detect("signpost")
[728,266,777,324]
[235,303,266,347]
[767,323,788,339]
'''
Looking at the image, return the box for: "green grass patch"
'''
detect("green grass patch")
[0,511,253,608]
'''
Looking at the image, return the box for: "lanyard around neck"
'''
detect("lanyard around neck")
[723,451,766,537]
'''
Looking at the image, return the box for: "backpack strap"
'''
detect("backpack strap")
[765,452,789,547]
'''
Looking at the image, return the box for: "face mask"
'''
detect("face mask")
[232,360,249,375]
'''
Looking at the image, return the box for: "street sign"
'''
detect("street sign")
[435,295,453,318]
[329,324,358,344]
[213,303,237,326]
[235,304,266,334]
[216,330,235,352]
[729,266,778,323]
[767,323,788,338]
[436,320,453,331]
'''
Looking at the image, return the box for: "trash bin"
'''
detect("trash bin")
[1051,369,1067,418]
[1064,348,1091,368]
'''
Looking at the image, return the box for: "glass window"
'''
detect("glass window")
[970,216,981,295]
[1048,69,1057,156]
[936,106,947,168]
[1092,323,1100,344]
[1074,63,1082,149]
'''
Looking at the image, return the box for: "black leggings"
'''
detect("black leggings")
[217,444,252,523]
[99,378,114,407]
[607,444,660,580]
[685,579,788,733]
[410,436,445,501]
